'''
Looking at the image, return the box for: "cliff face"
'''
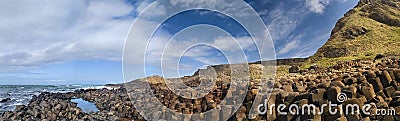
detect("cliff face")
[309,0,400,65]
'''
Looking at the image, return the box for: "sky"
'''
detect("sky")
[0,0,359,85]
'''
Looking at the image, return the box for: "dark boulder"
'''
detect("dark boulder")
[289,66,300,73]
[342,26,368,39]
[0,98,11,103]
[310,64,319,70]
[374,54,385,61]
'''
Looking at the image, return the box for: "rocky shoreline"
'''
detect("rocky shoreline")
[265,55,400,121]
[0,87,140,121]
[2,55,400,120]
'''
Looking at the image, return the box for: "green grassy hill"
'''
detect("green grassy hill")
[304,0,400,68]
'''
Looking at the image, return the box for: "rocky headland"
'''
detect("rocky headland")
[2,55,400,121]
[1,0,400,120]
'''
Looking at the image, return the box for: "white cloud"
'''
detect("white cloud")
[135,1,167,19]
[212,36,255,52]
[168,0,253,17]
[306,0,330,13]
[0,0,135,72]
[277,33,305,55]
[278,40,300,55]
[265,2,309,42]
[169,0,219,9]
[265,0,341,43]
[306,0,347,14]
[142,33,257,78]
[291,33,330,58]
[0,0,341,76]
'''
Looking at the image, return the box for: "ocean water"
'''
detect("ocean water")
[0,85,102,113]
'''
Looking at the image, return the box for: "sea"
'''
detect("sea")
[0,85,104,113]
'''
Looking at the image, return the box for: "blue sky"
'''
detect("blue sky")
[0,0,358,85]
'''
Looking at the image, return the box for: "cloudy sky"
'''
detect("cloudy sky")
[0,0,358,85]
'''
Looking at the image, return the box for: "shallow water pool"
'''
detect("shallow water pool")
[71,98,99,113]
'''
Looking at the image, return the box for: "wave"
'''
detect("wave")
[12,103,24,106]
[0,84,103,112]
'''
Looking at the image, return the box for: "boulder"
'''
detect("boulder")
[0,98,11,103]
[14,105,25,111]
[384,86,396,98]
[381,70,393,88]
[282,85,293,92]
[369,77,384,92]
[344,77,358,85]
[311,89,326,106]
[317,80,330,88]
[361,85,376,101]
[310,64,319,70]
[343,98,362,120]
[326,86,341,103]
[289,66,300,73]
[374,54,385,61]
[293,83,306,92]
[342,26,368,39]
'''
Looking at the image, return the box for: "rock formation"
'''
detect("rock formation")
[309,0,400,65]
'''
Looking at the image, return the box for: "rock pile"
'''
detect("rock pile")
[0,92,94,120]
[2,55,400,121]
[262,56,400,121]
[74,88,140,120]
[0,89,136,120]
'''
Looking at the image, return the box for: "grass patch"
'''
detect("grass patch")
[305,4,400,69]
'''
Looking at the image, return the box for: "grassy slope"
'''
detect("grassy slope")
[301,1,400,69]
